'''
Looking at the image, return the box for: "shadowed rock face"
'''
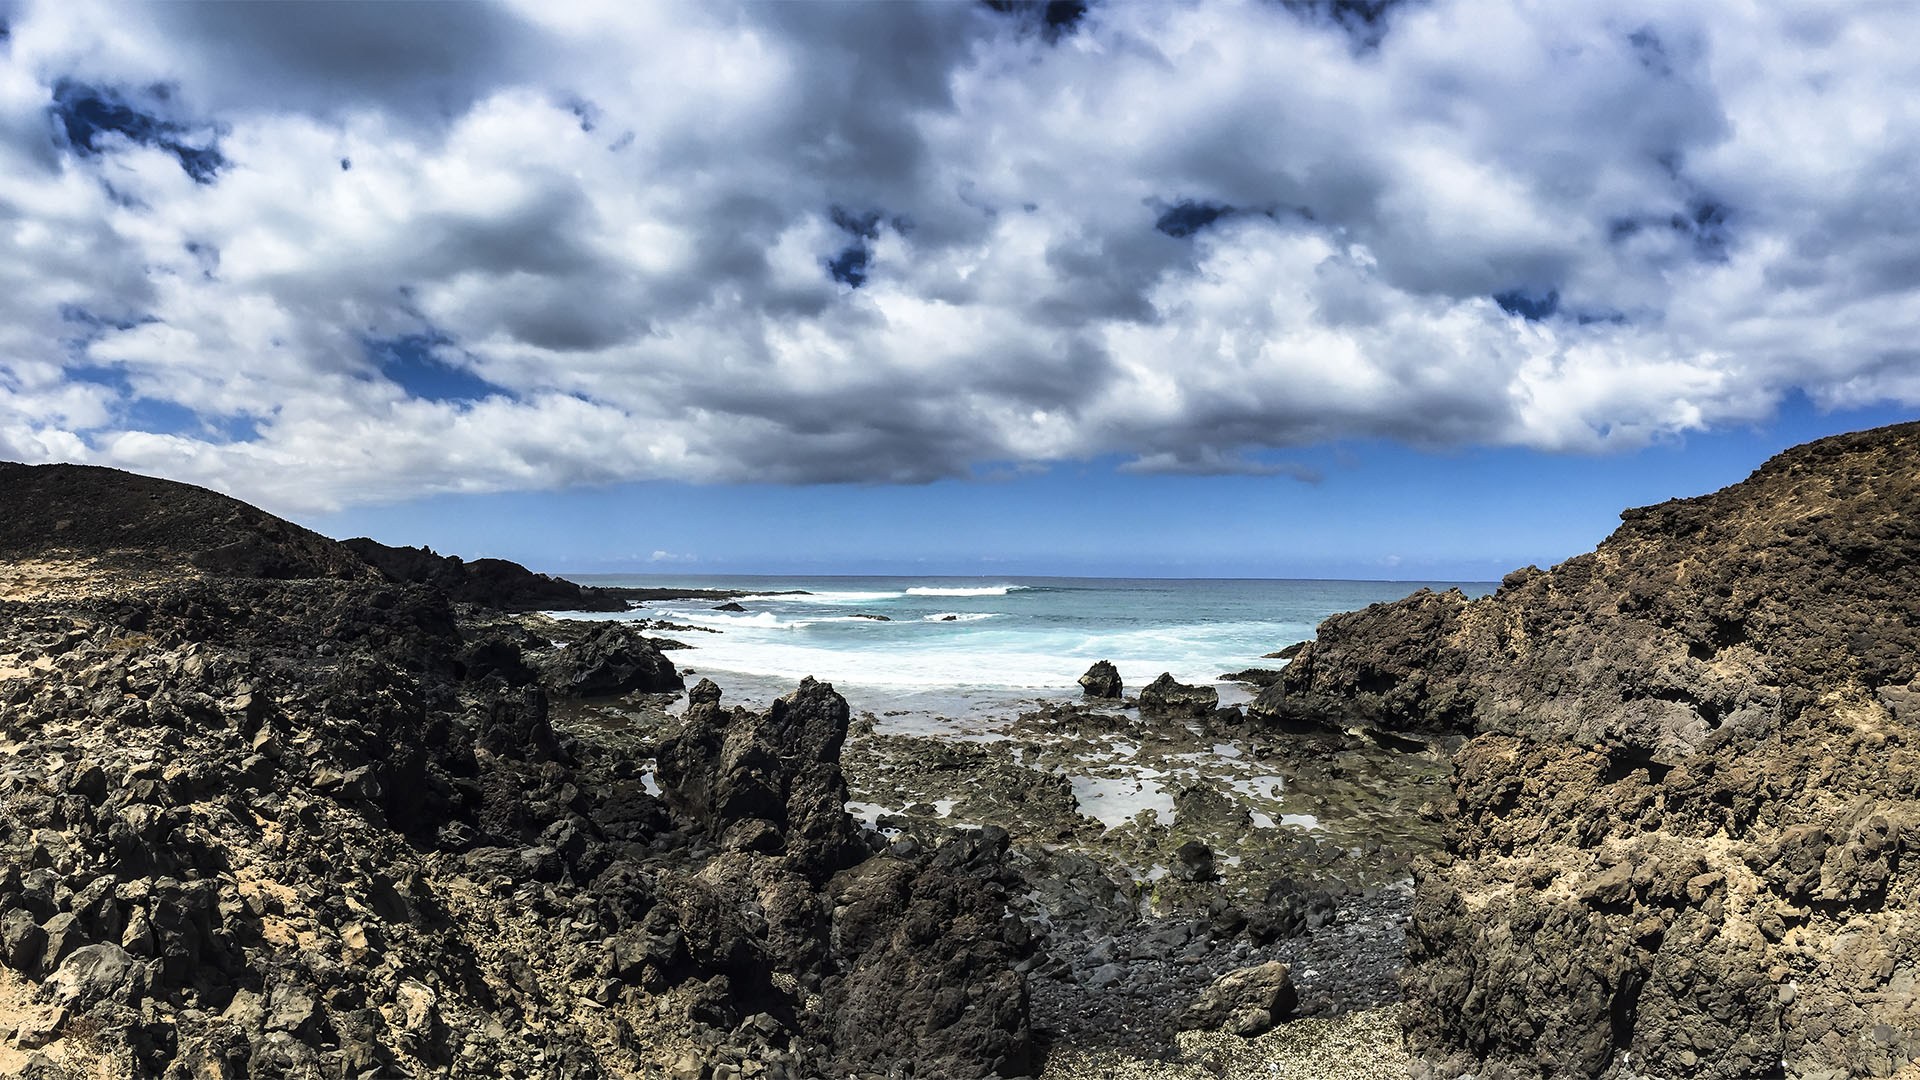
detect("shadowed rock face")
[1253,421,1920,1079]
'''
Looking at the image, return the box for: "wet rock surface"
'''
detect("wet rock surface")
[825,687,1446,1073]
[1257,421,1920,1079]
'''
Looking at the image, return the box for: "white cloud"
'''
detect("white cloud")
[0,0,1917,513]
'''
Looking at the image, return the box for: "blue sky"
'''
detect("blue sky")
[7,2,1920,578]
[304,394,1918,580]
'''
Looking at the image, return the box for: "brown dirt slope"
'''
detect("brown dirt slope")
[1253,420,1920,1079]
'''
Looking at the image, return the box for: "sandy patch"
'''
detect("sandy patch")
[1041,1005,1413,1080]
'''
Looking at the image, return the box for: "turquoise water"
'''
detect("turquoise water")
[561,576,1494,719]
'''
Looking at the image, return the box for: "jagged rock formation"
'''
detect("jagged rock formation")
[1253,421,1920,1079]
[0,464,1029,1078]
[540,623,684,698]
[1078,660,1122,699]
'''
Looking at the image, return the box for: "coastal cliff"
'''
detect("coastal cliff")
[1254,421,1920,1077]
[0,463,1027,1079]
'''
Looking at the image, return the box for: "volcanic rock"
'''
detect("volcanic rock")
[712,601,746,612]
[1253,421,1920,1079]
[342,536,630,612]
[46,943,139,1009]
[655,677,866,877]
[824,827,1033,1078]
[540,622,684,697]
[1171,840,1215,883]
[0,462,1029,1080]
[1138,672,1218,717]
[0,462,374,580]
[1218,667,1283,687]
[1078,659,1123,698]
[1178,961,1297,1036]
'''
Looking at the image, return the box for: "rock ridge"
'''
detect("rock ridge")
[1253,420,1920,1079]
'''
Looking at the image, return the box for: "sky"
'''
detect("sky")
[3,0,1919,578]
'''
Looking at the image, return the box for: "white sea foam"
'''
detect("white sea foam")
[550,578,1495,722]
[608,612,1280,691]
[650,608,886,632]
[743,590,902,603]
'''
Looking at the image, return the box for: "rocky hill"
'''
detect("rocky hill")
[1253,420,1920,1078]
[0,463,375,581]
[0,466,1028,1078]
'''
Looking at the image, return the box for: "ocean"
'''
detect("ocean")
[560,575,1496,727]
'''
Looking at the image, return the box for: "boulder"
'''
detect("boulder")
[713,601,746,612]
[1078,660,1122,699]
[1171,840,1215,883]
[47,943,138,1009]
[1138,672,1218,717]
[3,907,49,977]
[541,623,684,697]
[1178,961,1297,1036]
[688,677,722,707]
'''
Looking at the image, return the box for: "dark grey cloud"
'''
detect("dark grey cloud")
[148,1,551,122]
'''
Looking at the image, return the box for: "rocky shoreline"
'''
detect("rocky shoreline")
[0,463,1434,1080]
[5,420,1917,1079]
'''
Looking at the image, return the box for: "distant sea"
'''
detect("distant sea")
[559,575,1496,726]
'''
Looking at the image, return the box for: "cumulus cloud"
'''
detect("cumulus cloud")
[1,0,1917,512]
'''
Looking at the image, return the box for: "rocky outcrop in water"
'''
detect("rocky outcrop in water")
[1078,660,1122,699]
[0,463,1029,1079]
[540,622,685,698]
[1253,421,1920,1079]
[1139,672,1219,717]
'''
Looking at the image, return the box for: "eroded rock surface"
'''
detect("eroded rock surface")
[1254,421,1920,1079]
